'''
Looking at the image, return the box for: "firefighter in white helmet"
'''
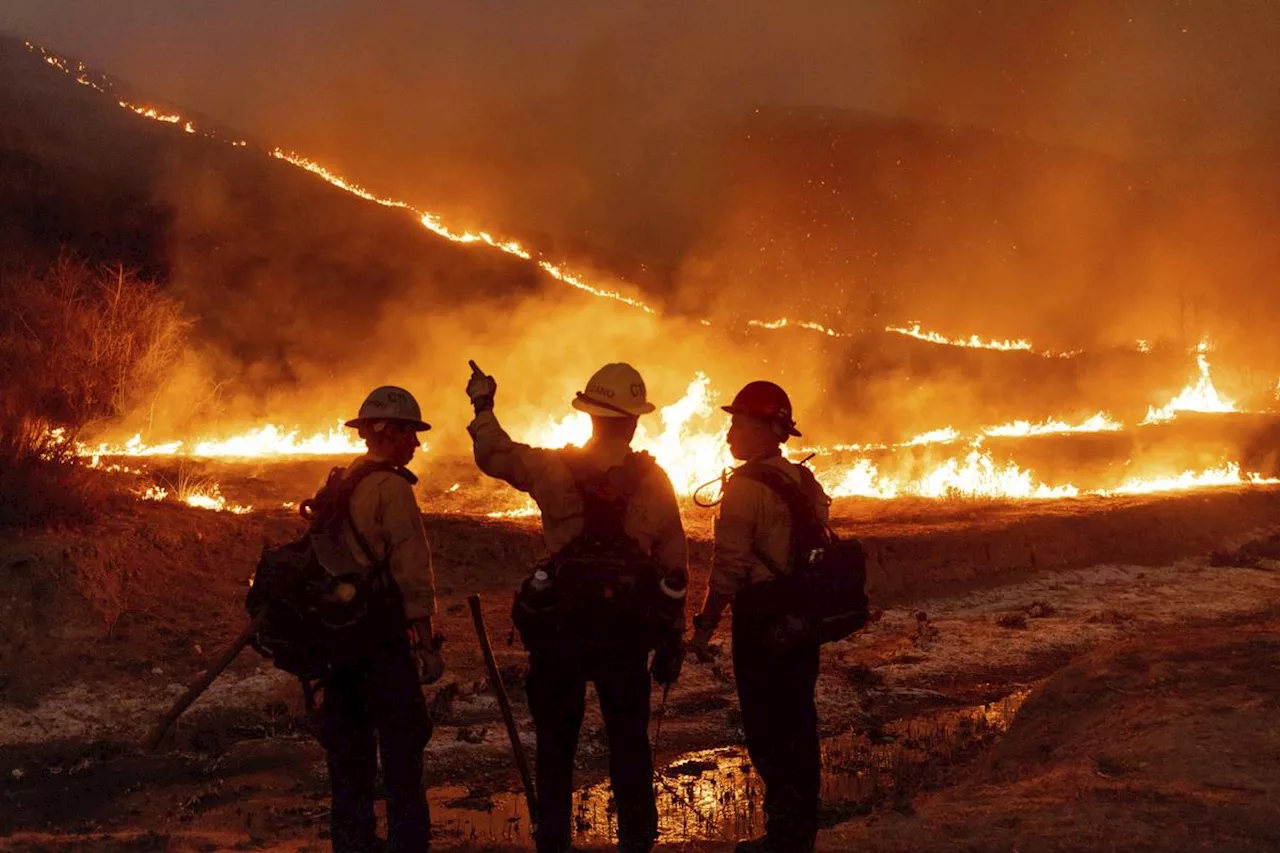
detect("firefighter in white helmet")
[466,361,687,853]
[320,385,441,853]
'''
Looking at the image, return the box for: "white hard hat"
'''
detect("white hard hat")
[344,386,431,431]
[571,363,656,419]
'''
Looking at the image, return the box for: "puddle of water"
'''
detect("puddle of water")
[428,689,1030,847]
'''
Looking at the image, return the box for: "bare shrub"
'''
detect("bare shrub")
[0,256,189,467]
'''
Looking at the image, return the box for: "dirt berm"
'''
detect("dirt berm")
[4,487,1280,710]
[818,616,1280,852]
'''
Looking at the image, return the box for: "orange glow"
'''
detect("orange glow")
[885,321,1034,352]
[78,422,364,459]
[820,445,1080,500]
[523,373,732,495]
[981,412,1123,438]
[25,40,1280,509]
[119,101,182,123]
[747,318,845,337]
[137,482,252,514]
[1143,341,1237,423]
[266,146,657,312]
[1104,463,1277,495]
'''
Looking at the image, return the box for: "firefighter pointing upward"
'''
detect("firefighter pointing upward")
[467,361,688,853]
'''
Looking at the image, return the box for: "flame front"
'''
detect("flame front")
[819,445,1080,500]
[885,321,1034,352]
[138,482,252,514]
[26,41,1280,512]
[981,412,1124,438]
[79,422,364,458]
[1143,341,1237,423]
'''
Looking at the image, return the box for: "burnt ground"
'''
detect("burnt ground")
[2,484,1279,851]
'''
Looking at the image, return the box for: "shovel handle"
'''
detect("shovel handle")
[468,594,538,824]
[144,610,268,751]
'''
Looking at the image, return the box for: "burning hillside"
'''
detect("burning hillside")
[6,39,1280,516]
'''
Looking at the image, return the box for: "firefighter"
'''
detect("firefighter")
[687,381,831,853]
[466,361,688,853]
[324,385,443,853]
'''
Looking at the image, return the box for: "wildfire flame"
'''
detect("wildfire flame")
[77,422,364,458]
[82,375,1278,511]
[30,41,1149,354]
[885,321,1034,352]
[137,482,252,514]
[25,40,1280,510]
[524,373,731,495]
[1101,463,1274,495]
[267,148,655,312]
[820,445,1080,500]
[747,318,845,337]
[1143,341,1237,424]
[119,102,182,123]
[981,412,1124,438]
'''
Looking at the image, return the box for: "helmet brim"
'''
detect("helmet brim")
[572,394,654,419]
[720,405,802,437]
[344,417,432,432]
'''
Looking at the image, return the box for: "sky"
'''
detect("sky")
[5,1,1280,158]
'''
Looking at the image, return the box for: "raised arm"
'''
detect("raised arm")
[465,359,556,494]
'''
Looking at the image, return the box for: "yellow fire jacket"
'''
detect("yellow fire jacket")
[708,454,832,598]
[340,455,437,621]
[468,409,687,578]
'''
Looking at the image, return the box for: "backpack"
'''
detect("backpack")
[511,450,673,651]
[246,460,411,678]
[734,462,869,644]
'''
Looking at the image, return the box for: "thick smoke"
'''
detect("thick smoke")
[4,2,1280,449]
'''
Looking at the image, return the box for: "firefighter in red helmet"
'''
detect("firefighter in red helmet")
[689,380,830,853]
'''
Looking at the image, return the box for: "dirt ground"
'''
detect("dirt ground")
[2,482,1279,851]
[819,617,1280,853]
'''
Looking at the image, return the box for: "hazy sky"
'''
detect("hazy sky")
[5,1,1280,157]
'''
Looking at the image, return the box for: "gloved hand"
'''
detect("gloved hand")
[408,618,445,685]
[651,639,684,686]
[686,626,721,664]
[467,360,498,413]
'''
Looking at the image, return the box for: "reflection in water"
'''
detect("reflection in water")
[429,689,1030,848]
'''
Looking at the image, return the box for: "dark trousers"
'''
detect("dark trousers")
[733,613,821,852]
[526,642,657,853]
[323,636,433,853]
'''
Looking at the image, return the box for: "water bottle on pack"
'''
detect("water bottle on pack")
[511,566,558,650]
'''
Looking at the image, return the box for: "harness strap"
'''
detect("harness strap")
[733,462,829,579]
[562,449,654,541]
[347,461,417,583]
[303,460,416,582]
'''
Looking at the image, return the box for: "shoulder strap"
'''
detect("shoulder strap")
[563,449,650,538]
[734,461,816,518]
[732,461,828,577]
[302,460,415,568]
[347,461,417,569]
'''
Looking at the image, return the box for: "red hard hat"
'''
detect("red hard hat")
[722,381,802,437]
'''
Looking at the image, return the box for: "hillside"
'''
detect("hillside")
[0,36,543,387]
